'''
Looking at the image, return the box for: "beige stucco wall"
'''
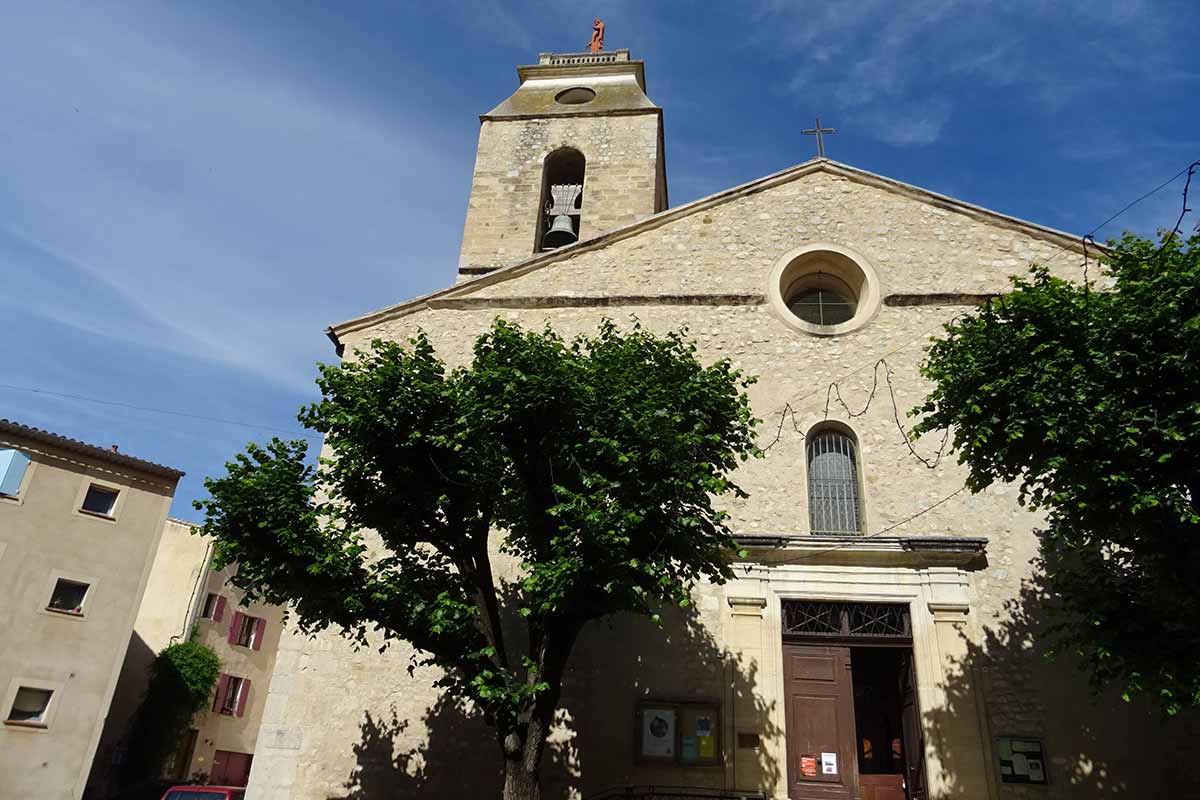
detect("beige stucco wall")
[86,518,213,797]
[457,111,664,273]
[249,166,1199,799]
[0,431,177,800]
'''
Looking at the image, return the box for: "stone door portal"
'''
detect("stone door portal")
[782,601,927,800]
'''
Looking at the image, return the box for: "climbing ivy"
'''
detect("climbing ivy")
[122,641,221,786]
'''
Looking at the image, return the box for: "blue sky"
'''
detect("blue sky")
[1,1,1196,521]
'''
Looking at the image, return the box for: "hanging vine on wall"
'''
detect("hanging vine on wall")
[120,641,221,789]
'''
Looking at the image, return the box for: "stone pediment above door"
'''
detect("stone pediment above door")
[734,533,987,570]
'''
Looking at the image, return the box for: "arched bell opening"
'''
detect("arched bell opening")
[535,148,586,252]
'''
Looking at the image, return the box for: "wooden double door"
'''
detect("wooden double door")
[783,644,926,800]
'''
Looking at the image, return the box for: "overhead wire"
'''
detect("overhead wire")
[0,383,317,439]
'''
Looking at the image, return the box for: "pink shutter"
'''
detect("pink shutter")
[213,595,226,622]
[252,617,266,651]
[213,673,229,712]
[235,678,251,717]
[227,611,242,644]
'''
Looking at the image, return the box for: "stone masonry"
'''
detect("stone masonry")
[246,51,1200,800]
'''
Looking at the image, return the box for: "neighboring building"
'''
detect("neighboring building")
[176,559,284,787]
[0,419,183,800]
[86,518,213,798]
[87,520,284,796]
[246,49,1200,799]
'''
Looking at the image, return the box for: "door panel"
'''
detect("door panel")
[860,774,907,800]
[899,653,927,800]
[783,644,858,799]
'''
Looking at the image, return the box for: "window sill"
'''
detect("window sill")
[44,607,85,618]
[77,509,117,522]
[4,720,48,730]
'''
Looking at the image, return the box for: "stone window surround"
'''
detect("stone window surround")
[1,676,64,731]
[73,478,124,523]
[803,420,868,536]
[40,568,99,619]
[767,242,883,337]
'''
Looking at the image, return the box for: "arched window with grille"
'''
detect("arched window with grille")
[806,425,864,534]
[535,148,585,252]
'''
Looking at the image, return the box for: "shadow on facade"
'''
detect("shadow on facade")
[926,565,1200,798]
[331,599,780,799]
[332,696,502,799]
[85,631,157,800]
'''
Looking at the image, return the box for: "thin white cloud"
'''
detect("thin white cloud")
[756,0,1187,149]
[0,3,467,393]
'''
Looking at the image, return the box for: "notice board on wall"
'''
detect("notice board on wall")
[996,737,1048,785]
[636,699,721,766]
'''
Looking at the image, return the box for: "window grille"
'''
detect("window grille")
[807,430,863,534]
[782,601,911,640]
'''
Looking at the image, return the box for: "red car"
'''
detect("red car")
[159,787,246,800]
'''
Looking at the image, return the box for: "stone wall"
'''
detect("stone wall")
[457,112,663,273]
[250,166,1199,799]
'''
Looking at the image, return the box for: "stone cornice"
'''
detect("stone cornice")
[733,534,988,569]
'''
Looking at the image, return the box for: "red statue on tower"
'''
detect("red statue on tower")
[587,18,605,53]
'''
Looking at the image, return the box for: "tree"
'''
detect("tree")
[913,230,1200,716]
[194,319,758,799]
[122,641,221,787]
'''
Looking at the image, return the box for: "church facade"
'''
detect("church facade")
[245,50,1196,799]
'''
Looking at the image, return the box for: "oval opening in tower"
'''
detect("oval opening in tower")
[555,87,596,105]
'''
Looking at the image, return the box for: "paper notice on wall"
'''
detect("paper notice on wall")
[1027,759,1045,783]
[821,752,838,774]
[681,736,698,763]
[801,755,817,777]
[641,708,675,758]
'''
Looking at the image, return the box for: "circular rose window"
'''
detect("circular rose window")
[768,244,881,336]
[555,87,597,105]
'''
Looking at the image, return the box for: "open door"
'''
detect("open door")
[898,653,927,800]
[783,644,859,799]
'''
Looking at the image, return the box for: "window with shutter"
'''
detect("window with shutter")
[0,449,30,497]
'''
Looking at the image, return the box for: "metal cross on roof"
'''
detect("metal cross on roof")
[802,117,837,158]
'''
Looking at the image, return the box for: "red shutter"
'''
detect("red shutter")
[252,617,266,651]
[213,673,229,712]
[227,611,242,644]
[235,678,251,717]
[213,595,226,622]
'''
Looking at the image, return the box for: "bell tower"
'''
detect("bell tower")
[457,48,667,280]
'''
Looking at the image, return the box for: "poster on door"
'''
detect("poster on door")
[800,755,818,777]
[821,752,838,774]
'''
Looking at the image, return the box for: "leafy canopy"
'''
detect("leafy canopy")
[914,231,1200,716]
[195,319,758,747]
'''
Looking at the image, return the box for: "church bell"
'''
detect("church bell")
[543,213,578,248]
[542,183,583,249]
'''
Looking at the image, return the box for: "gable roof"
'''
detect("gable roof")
[0,418,184,481]
[327,158,1093,346]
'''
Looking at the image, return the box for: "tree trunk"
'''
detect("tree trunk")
[499,620,580,800]
[502,753,541,800]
